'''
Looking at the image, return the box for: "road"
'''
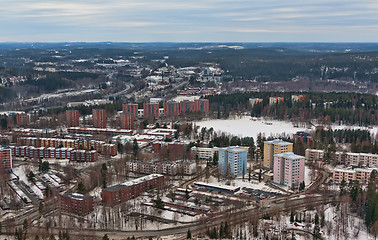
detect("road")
[27,193,336,239]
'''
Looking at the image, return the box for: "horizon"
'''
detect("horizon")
[1,0,378,42]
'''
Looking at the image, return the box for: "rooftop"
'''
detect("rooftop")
[275,152,304,160]
[265,139,293,146]
[219,146,248,153]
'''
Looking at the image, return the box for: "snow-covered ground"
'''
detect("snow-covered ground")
[203,176,286,195]
[195,116,378,139]
[196,116,307,139]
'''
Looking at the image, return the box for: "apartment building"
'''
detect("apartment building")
[120,112,135,130]
[17,137,117,156]
[191,147,219,160]
[332,167,377,184]
[0,146,12,169]
[218,146,247,177]
[305,149,324,161]
[273,152,305,187]
[92,109,107,128]
[122,103,139,118]
[16,113,28,127]
[102,174,165,206]
[65,110,80,127]
[263,139,293,168]
[269,97,284,105]
[334,152,378,166]
[60,193,94,216]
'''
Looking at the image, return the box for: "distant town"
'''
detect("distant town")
[0,43,377,240]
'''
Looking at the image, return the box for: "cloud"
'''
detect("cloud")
[0,0,378,41]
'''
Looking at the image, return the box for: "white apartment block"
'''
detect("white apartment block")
[305,149,324,161]
[334,152,378,167]
[191,147,219,160]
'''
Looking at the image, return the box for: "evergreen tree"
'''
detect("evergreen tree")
[187,229,191,239]
[314,213,319,225]
[102,234,110,240]
[77,181,86,194]
[133,139,139,158]
[365,170,377,227]
[290,211,295,223]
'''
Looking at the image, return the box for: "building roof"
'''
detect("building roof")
[63,192,93,201]
[219,146,247,153]
[265,139,293,146]
[274,152,304,160]
[104,174,164,192]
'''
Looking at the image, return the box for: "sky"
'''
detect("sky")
[1,0,378,42]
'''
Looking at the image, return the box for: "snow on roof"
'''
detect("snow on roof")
[194,181,240,191]
[274,152,304,160]
[265,139,293,146]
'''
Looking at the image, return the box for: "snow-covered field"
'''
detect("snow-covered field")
[196,117,308,139]
[195,116,378,139]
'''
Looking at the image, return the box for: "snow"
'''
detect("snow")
[196,116,308,139]
[196,116,378,140]
[204,176,285,195]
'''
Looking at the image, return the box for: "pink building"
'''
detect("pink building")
[332,168,376,184]
[273,152,305,187]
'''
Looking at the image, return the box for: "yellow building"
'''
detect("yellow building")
[263,139,293,168]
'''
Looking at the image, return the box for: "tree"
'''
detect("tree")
[102,234,110,240]
[154,196,164,209]
[27,171,35,183]
[290,211,295,223]
[133,139,139,158]
[101,163,108,188]
[187,229,192,239]
[0,118,7,129]
[365,170,377,227]
[40,161,50,173]
[77,182,86,194]
[314,213,319,225]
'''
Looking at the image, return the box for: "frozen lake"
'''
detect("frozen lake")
[195,117,308,139]
[196,116,378,140]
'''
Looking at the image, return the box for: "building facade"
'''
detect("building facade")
[65,110,80,127]
[263,139,293,168]
[191,147,219,160]
[60,193,94,215]
[163,102,180,117]
[334,152,378,167]
[120,113,135,130]
[0,146,12,169]
[332,168,377,184]
[269,97,284,105]
[143,103,160,119]
[218,146,247,177]
[305,149,324,161]
[122,104,139,118]
[273,152,305,187]
[102,174,165,206]
[92,109,107,128]
[17,137,117,156]
[16,113,28,127]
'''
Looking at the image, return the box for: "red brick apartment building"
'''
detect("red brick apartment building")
[122,104,139,118]
[17,137,117,156]
[102,174,165,206]
[16,113,28,127]
[0,146,12,169]
[120,112,135,130]
[60,193,94,215]
[143,103,160,119]
[65,110,80,127]
[92,109,107,128]
[163,102,180,117]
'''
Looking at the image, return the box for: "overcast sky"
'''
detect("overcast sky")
[1,0,378,42]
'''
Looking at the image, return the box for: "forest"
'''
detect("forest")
[206,91,378,125]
